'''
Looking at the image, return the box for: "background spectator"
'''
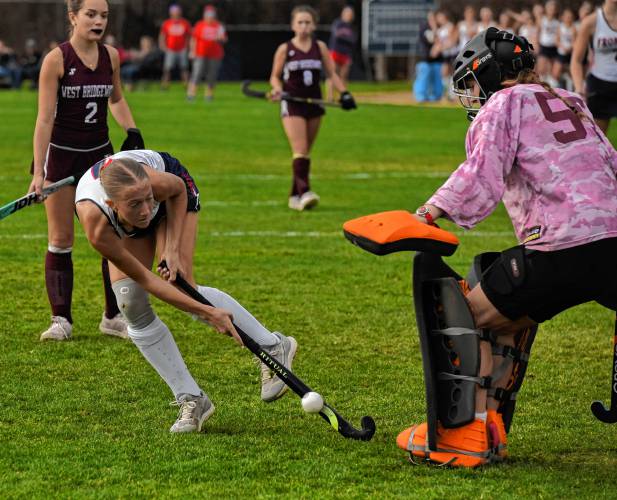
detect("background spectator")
[120,35,162,91]
[159,4,191,90]
[478,6,496,33]
[553,7,576,88]
[457,5,478,50]
[413,11,442,103]
[104,34,129,65]
[517,9,539,52]
[497,11,515,34]
[538,0,560,86]
[326,5,357,102]
[435,10,458,100]
[187,5,227,101]
[0,39,22,88]
[18,38,42,89]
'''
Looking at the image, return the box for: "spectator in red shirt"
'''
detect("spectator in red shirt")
[187,5,227,101]
[159,4,191,89]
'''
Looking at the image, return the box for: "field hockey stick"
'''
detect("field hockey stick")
[167,267,376,441]
[591,313,617,423]
[0,176,74,221]
[241,80,343,108]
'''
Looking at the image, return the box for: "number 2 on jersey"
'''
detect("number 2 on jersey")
[85,102,97,124]
[534,91,586,144]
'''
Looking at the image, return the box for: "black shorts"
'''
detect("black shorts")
[480,238,617,323]
[280,99,325,119]
[586,73,617,120]
[557,52,571,65]
[539,45,558,60]
[159,152,200,212]
[45,141,114,184]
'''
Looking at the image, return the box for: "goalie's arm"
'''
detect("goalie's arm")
[76,201,241,343]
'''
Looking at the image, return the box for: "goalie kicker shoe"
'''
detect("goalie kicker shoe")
[255,332,298,402]
[99,312,129,339]
[396,417,503,467]
[169,393,215,433]
[40,316,72,341]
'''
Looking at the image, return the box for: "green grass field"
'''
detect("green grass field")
[1,83,616,499]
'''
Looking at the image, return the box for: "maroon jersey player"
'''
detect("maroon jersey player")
[270,5,356,211]
[29,0,144,342]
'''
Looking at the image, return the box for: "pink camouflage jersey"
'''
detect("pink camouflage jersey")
[428,83,617,251]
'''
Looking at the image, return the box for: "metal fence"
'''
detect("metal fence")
[362,0,435,56]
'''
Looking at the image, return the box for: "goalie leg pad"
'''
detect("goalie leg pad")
[430,277,486,428]
[413,253,489,452]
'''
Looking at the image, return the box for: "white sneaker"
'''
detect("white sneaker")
[299,191,320,210]
[99,313,128,339]
[40,316,72,341]
[255,332,298,402]
[288,195,302,210]
[288,192,320,211]
[170,393,215,433]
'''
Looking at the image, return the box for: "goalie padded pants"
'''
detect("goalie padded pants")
[480,237,617,323]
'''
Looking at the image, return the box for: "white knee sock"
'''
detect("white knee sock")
[128,316,202,398]
[197,285,278,347]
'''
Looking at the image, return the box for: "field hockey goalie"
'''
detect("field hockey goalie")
[343,211,538,467]
[407,251,536,467]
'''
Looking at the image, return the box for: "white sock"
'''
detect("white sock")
[475,411,487,422]
[128,316,202,398]
[197,285,278,347]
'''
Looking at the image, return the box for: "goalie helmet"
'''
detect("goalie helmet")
[452,27,535,120]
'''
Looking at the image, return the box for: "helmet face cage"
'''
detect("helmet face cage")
[452,69,488,118]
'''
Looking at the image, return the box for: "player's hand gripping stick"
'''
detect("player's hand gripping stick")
[0,176,74,221]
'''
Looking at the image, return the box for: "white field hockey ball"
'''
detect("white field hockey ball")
[301,392,324,413]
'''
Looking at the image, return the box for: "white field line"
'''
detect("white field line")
[199,171,451,181]
[0,230,514,240]
[204,200,280,207]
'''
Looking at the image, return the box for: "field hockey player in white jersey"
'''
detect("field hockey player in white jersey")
[571,0,617,133]
[75,150,299,433]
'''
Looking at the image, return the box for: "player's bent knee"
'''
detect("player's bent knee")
[126,316,169,348]
[111,278,155,331]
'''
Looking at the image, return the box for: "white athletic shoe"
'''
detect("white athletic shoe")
[299,191,320,210]
[169,393,215,433]
[255,332,298,402]
[40,316,72,341]
[99,313,129,339]
[288,192,319,211]
[288,195,302,210]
